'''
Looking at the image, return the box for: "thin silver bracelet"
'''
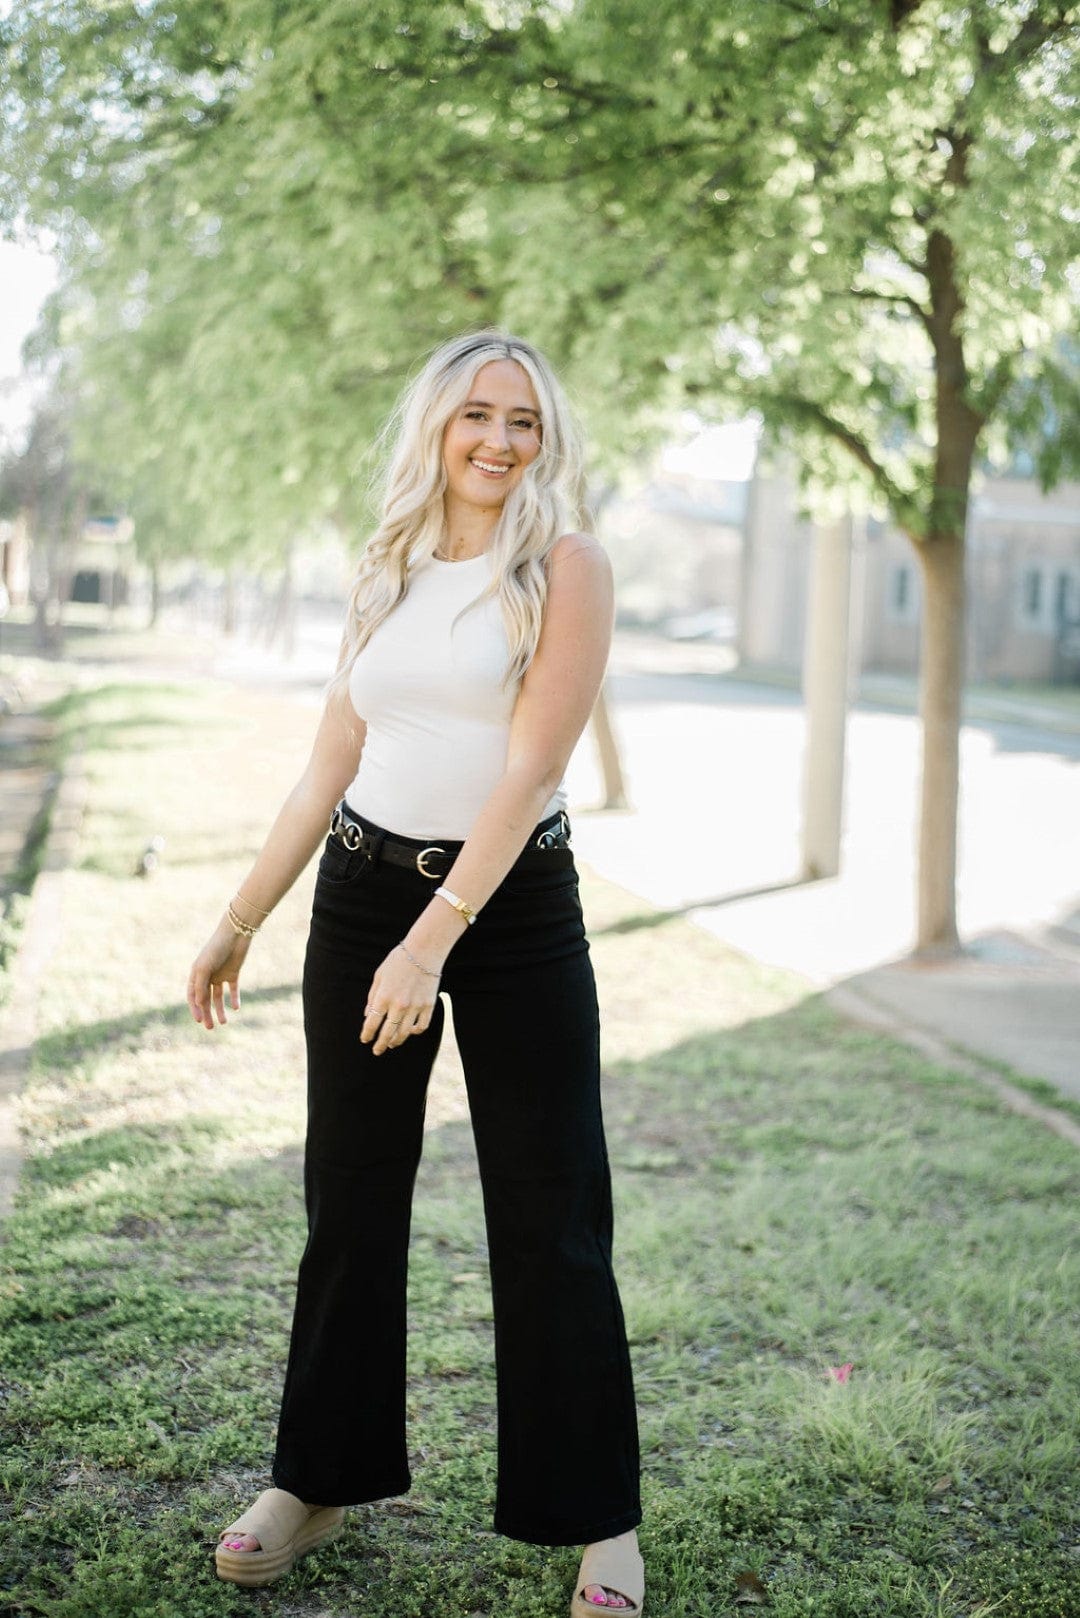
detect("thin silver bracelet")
[398,941,441,978]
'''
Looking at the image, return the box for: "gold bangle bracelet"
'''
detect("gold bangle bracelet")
[226,902,259,939]
[233,891,270,919]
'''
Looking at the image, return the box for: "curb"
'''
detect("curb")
[0,745,88,1223]
[827,979,1080,1151]
[709,659,1080,738]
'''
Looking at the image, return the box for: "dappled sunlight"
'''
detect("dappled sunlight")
[21,980,473,1178]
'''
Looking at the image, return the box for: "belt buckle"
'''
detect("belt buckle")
[330,804,362,852]
[535,810,570,851]
[416,845,446,879]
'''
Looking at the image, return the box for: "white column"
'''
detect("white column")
[801,515,853,881]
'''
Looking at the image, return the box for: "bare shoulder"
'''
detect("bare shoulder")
[547,531,612,578]
[535,532,614,657]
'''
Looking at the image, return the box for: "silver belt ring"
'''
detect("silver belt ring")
[535,809,571,850]
[416,845,447,879]
[330,803,362,851]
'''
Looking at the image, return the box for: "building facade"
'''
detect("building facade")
[740,468,1080,686]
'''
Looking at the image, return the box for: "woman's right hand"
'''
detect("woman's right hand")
[187,919,253,1030]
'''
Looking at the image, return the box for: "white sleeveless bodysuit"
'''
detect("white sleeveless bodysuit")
[343,552,566,840]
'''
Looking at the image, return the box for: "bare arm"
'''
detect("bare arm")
[187,683,365,1029]
[361,533,614,1053]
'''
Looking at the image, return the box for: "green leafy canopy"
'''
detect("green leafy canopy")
[2,0,1078,557]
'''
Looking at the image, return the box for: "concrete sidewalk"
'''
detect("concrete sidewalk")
[565,647,1080,1121]
[836,937,1080,1099]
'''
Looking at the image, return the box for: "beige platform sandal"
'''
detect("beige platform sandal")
[571,1534,645,1618]
[214,1487,344,1587]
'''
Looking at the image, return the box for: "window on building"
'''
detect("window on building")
[1021,567,1043,621]
[887,562,918,624]
[1016,563,1077,635]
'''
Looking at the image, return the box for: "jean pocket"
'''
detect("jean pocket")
[317,835,371,887]
[499,862,580,902]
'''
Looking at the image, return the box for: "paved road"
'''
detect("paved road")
[566,659,1080,973]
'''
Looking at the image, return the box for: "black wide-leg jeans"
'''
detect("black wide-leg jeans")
[271,824,642,1547]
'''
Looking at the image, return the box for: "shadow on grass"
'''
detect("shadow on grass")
[23,1114,235,1194]
[39,684,229,757]
[33,983,300,1070]
[591,875,812,936]
[3,978,1079,1616]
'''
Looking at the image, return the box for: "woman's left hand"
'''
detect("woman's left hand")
[360,942,443,1055]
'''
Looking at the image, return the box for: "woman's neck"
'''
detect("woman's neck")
[438,495,499,562]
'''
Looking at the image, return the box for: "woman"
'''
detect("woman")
[187,330,644,1617]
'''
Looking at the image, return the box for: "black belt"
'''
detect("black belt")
[328,800,573,880]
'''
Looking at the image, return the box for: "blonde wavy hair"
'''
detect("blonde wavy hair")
[331,329,588,696]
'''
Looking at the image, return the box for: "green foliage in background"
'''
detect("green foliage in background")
[1,2,516,560]
[3,1,1079,949]
[502,1,1080,526]
[3,2,1078,555]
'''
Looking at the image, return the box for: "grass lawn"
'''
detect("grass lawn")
[1,662,1078,1618]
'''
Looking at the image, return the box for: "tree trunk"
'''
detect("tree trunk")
[48,486,87,654]
[585,483,630,809]
[913,530,965,954]
[33,592,50,652]
[222,569,238,635]
[800,516,853,881]
[913,163,981,957]
[590,683,629,810]
[148,560,161,627]
[265,545,296,657]
[43,531,71,655]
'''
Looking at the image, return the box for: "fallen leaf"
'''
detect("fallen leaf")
[930,1475,953,1494]
[451,1272,482,1284]
[827,1362,854,1383]
[735,1570,769,1605]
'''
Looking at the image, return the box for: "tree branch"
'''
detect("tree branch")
[890,0,926,28]
[975,348,1021,419]
[987,5,1079,77]
[841,285,934,334]
[770,393,914,517]
[767,0,849,32]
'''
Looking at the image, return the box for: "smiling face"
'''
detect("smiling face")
[441,358,543,515]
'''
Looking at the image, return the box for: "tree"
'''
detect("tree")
[4,1,1079,948]
[0,1,519,567]
[490,0,1080,953]
[0,394,107,650]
